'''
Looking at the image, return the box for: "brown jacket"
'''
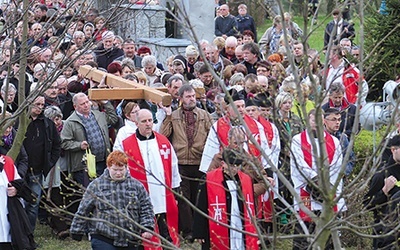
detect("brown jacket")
[160,107,212,166]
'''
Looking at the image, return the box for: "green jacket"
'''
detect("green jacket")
[61,102,118,173]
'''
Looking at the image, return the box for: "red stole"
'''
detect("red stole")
[257,116,274,148]
[299,131,336,222]
[2,155,15,182]
[206,168,258,250]
[217,115,262,157]
[123,133,179,249]
[255,116,274,221]
[327,65,360,104]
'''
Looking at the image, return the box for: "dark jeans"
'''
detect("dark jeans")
[0,243,13,250]
[25,172,43,231]
[177,164,204,237]
[91,238,139,250]
[156,213,173,249]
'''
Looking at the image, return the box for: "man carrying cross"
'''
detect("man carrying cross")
[122,108,181,249]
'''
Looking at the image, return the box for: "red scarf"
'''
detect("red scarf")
[206,168,258,249]
[257,116,274,148]
[299,131,336,222]
[123,133,179,249]
[217,115,262,157]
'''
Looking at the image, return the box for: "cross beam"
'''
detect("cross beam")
[79,65,172,106]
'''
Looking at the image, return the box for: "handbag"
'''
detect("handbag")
[86,148,97,178]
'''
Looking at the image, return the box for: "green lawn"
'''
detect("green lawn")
[257,15,361,60]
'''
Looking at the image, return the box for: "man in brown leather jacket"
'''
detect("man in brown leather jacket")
[160,84,212,242]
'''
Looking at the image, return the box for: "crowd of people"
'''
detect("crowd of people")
[0,0,398,249]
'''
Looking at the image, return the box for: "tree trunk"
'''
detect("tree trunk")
[7,0,30,160]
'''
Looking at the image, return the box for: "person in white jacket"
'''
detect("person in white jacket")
[113,101,166,152]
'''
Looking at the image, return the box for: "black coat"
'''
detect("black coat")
[8,179,37,250]
[192,173,246,250]
[95,45,124,70]
[323,20,355,49]
[23,114,61,176]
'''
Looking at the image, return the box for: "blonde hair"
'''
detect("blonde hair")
[213,36,226,51]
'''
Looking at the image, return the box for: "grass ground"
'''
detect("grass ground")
[34,223,202,250]
[257,14,361,61]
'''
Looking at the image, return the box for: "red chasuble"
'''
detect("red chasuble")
[206,168,259,250]
[123,133,179,249]
[2,155,15,182]
[299,131,336,222]
[217,115,262,157]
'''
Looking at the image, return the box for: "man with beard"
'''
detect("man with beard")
[122,109,181,248]
[160,84,212,242]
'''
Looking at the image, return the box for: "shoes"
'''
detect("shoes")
[184,234,194,244]
[39,218,49,226]
[56,229,70,240]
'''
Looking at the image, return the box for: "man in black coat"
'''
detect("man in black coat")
[323,9,355,50]
[23,95,61,232]
[364,135,400,249]
[94,31,124,70]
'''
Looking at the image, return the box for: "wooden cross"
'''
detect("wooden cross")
[79,65,205,106]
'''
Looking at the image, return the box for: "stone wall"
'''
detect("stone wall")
[138,38,191,66]
[113,4,166,42]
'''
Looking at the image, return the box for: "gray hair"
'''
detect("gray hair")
[328,82,345,95]
[1,83,17,94]
[72,92,87,105]
[73,31,85,38]
[178,84,195,97]
[229,73,245,86]
[121,58,135,70]
[141,55,157,68]
[44,105,63,120]
[167,74,185,86]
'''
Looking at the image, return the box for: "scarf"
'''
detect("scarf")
[183,107,196,147]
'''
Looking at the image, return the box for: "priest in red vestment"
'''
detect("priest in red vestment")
[122,109,181,249]
[290,109,346,250]
[193,149,259,250]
